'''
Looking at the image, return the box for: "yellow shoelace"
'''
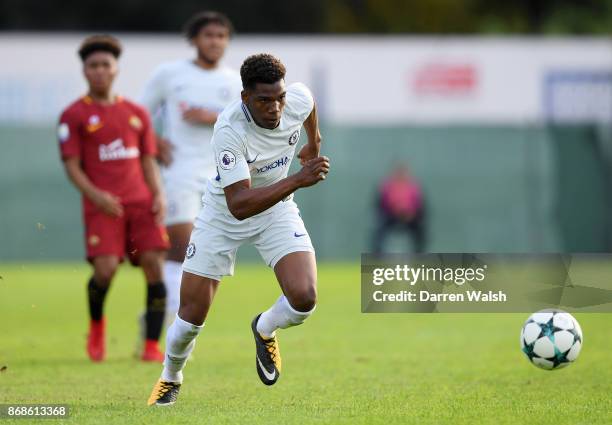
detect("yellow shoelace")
[264,338,281,369]
[157,382,174,396]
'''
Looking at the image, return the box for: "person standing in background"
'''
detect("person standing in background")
[58,35,169,363]
[372,165,426,254]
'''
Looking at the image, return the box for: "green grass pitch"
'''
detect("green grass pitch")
[0,262,610,424]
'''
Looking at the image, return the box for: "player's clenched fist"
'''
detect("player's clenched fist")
[296,156,330,187]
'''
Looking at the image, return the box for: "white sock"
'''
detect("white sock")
[163,261,182,325]
[161,314,203,383]
[256,295,315,338]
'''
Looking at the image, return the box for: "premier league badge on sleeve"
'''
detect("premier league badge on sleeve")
[58,123,70,143]
[218,150,236,170]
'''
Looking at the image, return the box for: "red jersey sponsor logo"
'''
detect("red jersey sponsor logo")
[99,138,140,162]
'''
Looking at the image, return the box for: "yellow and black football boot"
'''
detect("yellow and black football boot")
[147,379,181,406]
[251,314,281,386]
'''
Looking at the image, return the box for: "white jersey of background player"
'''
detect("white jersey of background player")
[139,11,241,331]
[148,53,331,405]
[143,61,240,196]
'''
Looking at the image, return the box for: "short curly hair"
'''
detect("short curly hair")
[183,11,234,40]
[240,54,286,90]
[78,35,122,62]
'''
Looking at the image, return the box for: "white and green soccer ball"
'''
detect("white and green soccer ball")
[520,309,583,370]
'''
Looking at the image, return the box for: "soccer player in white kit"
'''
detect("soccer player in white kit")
[140,11,242,327]
[148,54,330,406]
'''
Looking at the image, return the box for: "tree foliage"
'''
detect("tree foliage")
[1,0,611,34]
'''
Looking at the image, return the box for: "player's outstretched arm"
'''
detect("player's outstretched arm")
[62,157,123,217]
[224,156,330,221]
[297,102,322,165]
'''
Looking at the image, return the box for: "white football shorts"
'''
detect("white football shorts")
[162,162,215,226]
[164,187,203,226]
[182,200,314,280]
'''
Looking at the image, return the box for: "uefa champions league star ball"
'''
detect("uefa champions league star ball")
[520,309,583,370]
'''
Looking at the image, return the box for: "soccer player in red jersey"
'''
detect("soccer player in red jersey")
[57,35,169,363]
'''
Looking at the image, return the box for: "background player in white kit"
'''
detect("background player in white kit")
[139,11,242,332]
[148,54,330,406]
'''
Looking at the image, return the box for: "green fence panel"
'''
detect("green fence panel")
[0,124,607,261]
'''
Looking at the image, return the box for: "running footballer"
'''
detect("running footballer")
[148,53,330,405]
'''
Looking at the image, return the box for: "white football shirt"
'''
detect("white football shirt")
[203,82,315,216]
[140,59,242,191]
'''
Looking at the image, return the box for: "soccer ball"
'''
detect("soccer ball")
[520,309,583,370]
